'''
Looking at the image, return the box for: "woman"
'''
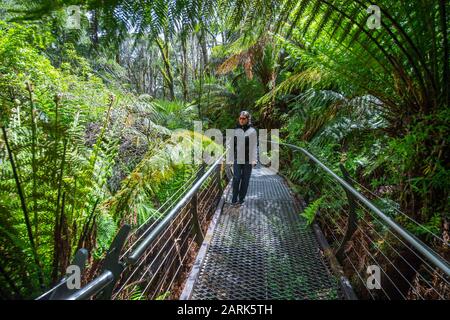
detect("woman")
[230,111,257,206]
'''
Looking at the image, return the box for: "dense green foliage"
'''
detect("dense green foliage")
[0,14,219,298]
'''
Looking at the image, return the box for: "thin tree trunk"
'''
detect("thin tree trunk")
[439,0,449,105]
[1,126,44,287]
[26,83,39,244]
[198,66,203,120]
[91,9,99,51]
[155,36,175,100]
[51,139,67,283]
[181,35,189,102]
[198,25,209,73]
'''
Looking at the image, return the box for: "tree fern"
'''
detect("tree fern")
[300,196,323,226]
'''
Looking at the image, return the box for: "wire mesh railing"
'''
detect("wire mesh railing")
[36,154,226,300]
[275,141,449,300]
[36,140,449,300]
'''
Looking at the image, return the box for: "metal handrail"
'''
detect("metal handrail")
[38,141,448,300]
[38,152,226,300]
[67,271,114,300]
[270,140,450,278]
[127,153,225,264]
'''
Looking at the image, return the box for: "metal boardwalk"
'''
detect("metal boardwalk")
[187,166,341,300]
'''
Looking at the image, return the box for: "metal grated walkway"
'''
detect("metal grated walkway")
[184,166,341,300]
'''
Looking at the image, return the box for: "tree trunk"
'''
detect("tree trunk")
[181,35,189,102]
[155,36,175,100]
[439,0,449,105]
[90,9,99,51]
[198,25,209,74]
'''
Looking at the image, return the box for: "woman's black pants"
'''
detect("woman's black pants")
[231,162,252,203]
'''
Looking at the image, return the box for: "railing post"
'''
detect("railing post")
[190,192,204,246]
[335,164,358,262]
[191,165,205,246]
[216,162,223,195]
[306,158,317,204]
[96,224,131,299]
[43,225,130,300]
[35,248,88,300]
